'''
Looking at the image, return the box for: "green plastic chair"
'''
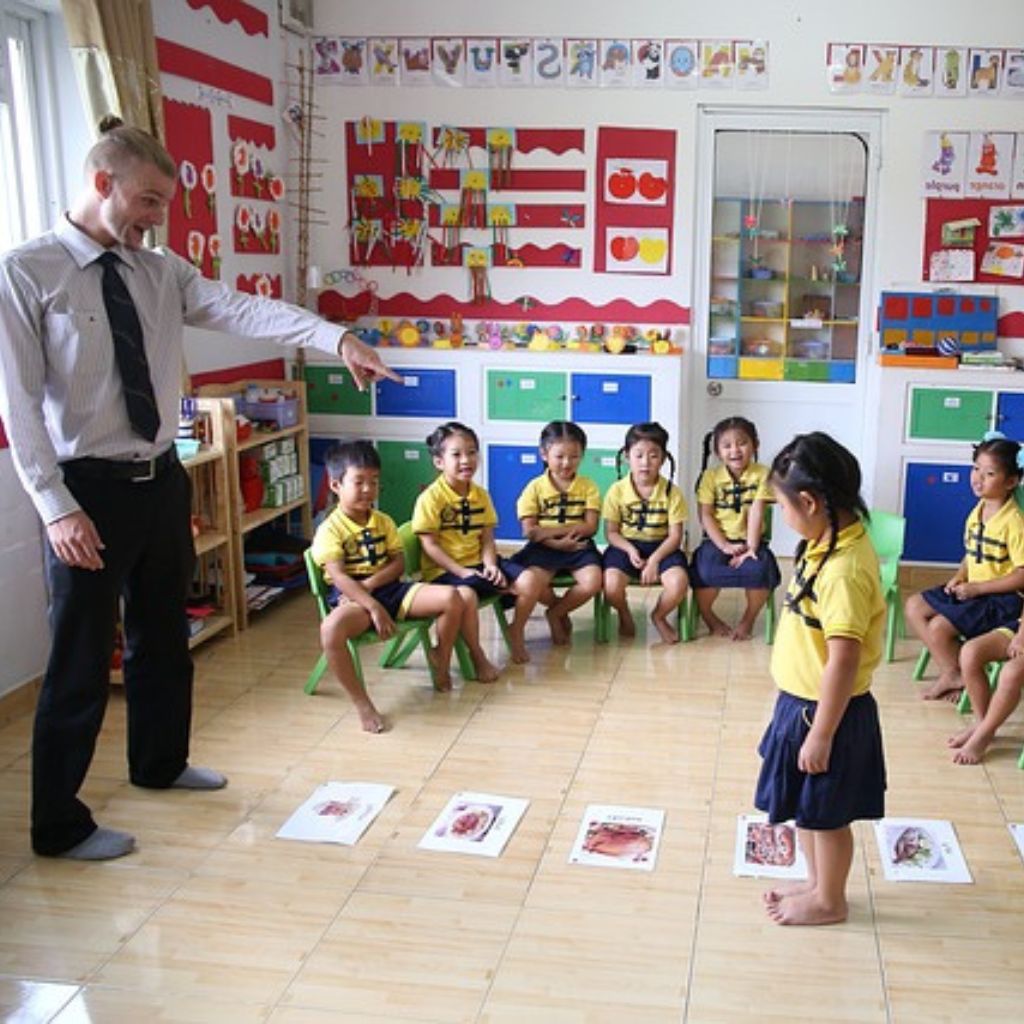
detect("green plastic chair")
[594,553,691,643]
[302,547,439,695]
[911,646,1002,715]
[864,509,906,663]
[391,522,513,680]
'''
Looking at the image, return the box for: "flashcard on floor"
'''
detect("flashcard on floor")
[733,813,809,879]
[1009,823,1024,864]
[873,818,972,883]
[276,781,394,845]
[568,804,665,871]
[418,791,529,857]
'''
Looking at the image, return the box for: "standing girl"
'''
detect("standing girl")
[412,422,523,683]
[508,421,603,662]
[756,432,886,926]
[690,416,781,640]
[602,422,689,643]
[904,432,1024,701]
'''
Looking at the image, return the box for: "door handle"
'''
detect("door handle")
[707,381,723,397]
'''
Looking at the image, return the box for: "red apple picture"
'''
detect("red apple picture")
[609,234,639,261]
[637,171,668,201]
[607,167,636,199]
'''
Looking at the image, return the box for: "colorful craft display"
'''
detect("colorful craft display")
[314,36,767,90]
[879,290,998,360]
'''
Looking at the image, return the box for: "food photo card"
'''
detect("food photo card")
[873,818,972,883]
[733,813,809,880]
[568,804,665,871]
[418,791,529,857]
[276,781,395,845]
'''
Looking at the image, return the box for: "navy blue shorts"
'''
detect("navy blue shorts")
[603,541,687,580]
[328,579,418,620]
[431,558,523,598]
[920,586,1023,639]
[509,540,602,574]
[688,539,781,591]
[755,690,886,830]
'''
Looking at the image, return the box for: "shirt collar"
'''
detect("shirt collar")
[805,519,866,561]
[54,213,140,272]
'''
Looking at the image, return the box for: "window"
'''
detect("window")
[0,0,60,249]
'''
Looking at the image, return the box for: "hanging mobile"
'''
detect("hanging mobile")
[487,127,515,190]
[466,247,491,304]
[488,204,514,264]
[459,168,488,229]
[395,121,425,179]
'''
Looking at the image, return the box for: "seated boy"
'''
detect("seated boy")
[949,618,1024,764]
[311,441,465,733]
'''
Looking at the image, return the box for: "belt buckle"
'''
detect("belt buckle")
[131,458,157,483]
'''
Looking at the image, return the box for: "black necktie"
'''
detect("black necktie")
[96,251,160,442]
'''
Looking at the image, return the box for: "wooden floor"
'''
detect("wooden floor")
[1,587,1023,1023]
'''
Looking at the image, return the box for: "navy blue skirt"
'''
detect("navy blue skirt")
[603,540,687,580]
[328,579,417,620]
[920,586,1023,639]
[755,691,886,830]
[432,557,523,598]
[509,539,602,574]
[689,539,781,591]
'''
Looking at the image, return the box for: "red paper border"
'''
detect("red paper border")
[156,37,273,105]
[236,273,282,298]
[924,197,1024,286]
[190,358,287,389]
[227,115,276,150]
[429,168,585,192]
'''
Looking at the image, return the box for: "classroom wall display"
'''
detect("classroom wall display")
[185,0,269,37]
[921,131,969,198]
[236,272,282,298]
[594,127,676,276]
[827,42,1024,98]
[879,290,998,355]
[922,132,1020,200]
[313,36,768,90]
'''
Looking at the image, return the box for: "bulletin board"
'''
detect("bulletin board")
[923,198,1024,285]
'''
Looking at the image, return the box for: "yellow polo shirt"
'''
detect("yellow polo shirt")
[311,505,401,582]
[516,471,601,526]
[602,475,687,542]
[962,498,1024,584]
[770,521,884,700]
[696,463,773,541]
[412,476,498,581]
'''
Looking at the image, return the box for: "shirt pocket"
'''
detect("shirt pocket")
[43,310,114,383]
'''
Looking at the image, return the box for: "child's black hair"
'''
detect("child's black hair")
[615,421,676,490]
[972,436,1023,483]
[324,440,380,482]
[770,431,869,612]
[696,416,760,492]
[425,421,480,458]
[539,420,588,454]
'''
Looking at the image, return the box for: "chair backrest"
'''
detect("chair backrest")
[396,522,422,579]
[864,508,906,590]
[303,548,331,621]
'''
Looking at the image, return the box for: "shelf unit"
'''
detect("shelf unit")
[709,197,863,383]
[197,379,312,629]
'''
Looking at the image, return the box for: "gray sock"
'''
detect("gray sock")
[60,827,136,861]
[172,765,227,790]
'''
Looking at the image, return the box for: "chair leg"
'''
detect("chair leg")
[595,594,611,644]
[492,602,513,652]
[765,589,777,645]
[454,636,476,681]
[381,630,419,669]
[304,653,329,695]
[679,591,697,643]
[960,661,1003,715]
[885,598,897,663]
[911,647,930,682]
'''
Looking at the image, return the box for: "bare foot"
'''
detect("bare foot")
[701,613,732,638]
[617,608,636,638]
[952,732,993,765]
[355,703,387,733]
[944,687,965,705]
[509,635,530,664]
[762,880,815,906]
[765,891,847,926]
[546,608,570,645]
[427,647,452,692]
[947,725,976,749]
[471,652,501,683]
[651,611,679,644]
[732,617,756,641]
[920,669,962,701]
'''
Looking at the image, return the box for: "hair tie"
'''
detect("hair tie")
[982,429,1006,442]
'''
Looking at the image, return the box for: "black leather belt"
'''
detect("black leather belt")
[61,447,179,482]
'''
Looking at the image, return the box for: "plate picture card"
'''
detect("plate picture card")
[733,814,809,879]
[418,792,529,857]
[568,805,665,871]
[369,38,399,85]
[873,818,972,883]
[980,240,1024,278]
[665,39,698,89]
[922,131,969,198]
[735,40,768,90]
[827,43,864,94]
[1010,823,1024,864]
[968,49,1002,95]
[898,46,933,96]
[967,132,1013,200]
[465,38,498,87]
[276,782,395,845]
[566,39,598,87]
[599,39,631,87]
[864,45,898,94]
[934,46,968,96]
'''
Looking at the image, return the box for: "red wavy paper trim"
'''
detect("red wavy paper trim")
[429,168,585,192]
[227,115,275,150]
[186,0,268,36]
[156,38,272,104]
[431,127,585,155]
[318,290,691,325]
[236,273,282,298]
[430,242,581,269]
[1000,312,1024,338]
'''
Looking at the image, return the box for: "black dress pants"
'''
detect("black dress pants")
[31,462,195,855]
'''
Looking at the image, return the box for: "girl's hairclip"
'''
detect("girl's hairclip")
[982,429,1006,442]
[1016,449,1024,472]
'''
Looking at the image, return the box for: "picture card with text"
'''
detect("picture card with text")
[734,813,809,880]
[418,791,529,857]
[569,804,665,871]
[276,781,394,845]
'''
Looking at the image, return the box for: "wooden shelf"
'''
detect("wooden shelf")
[188,613,234,650]
[194,529,230,556]
[238,423,304,453]
[240,495,308,535]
